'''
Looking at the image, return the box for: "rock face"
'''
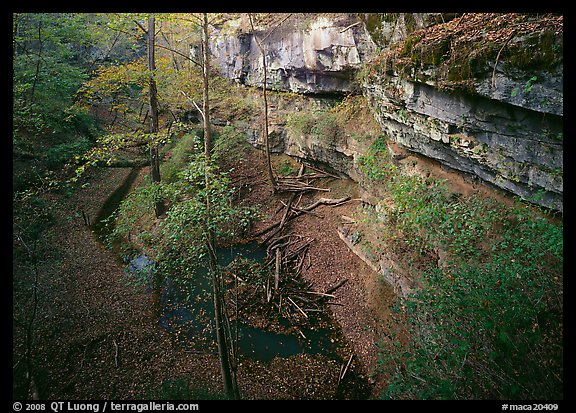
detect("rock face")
[208,13,563,212]
[210,14,376,94]
[362,13,563,211]
[363,72,563,211]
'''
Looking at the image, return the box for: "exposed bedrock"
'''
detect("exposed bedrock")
[207,13,563,212]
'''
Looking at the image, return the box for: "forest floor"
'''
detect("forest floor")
[232,149,401,396]
[14,146,399,400]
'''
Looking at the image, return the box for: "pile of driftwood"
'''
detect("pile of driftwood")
[256,163,351,243]
[224,162,352,329]
[223,250,348,333]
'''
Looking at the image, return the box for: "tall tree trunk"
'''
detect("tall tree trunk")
[261,48,277,192]
[206,234,238,400]
[201,13,212,159]
[201,13,240,400]
[13,13,20,57]
[28,19,43,104]
[147,15,164,218]
[248,14,277,192]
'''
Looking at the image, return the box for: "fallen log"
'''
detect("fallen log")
[301,196,351,211]
[254,196,352,238]
[280,200,323,218]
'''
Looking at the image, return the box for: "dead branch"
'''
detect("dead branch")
[303,291,336,299]
[340,21,361,33]
[274,248,281,290]
[287,296,308,319]
[254,196,351,239]
[280,200,323,218]
[278,193,295,233]
[262,194,296,244]
[338,352,354,387]
[113,339,119,368]
[341,215,356,224]
[301,196,350,211]
[283,238,313,263]
[300,162,342,179]
[325,278,348,295]
[276,181,331,192]
[492,29,516,89]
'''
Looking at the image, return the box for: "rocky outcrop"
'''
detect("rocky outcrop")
[362,13,563,211]
[209,14,376,94]
[208,13,563,212]
[363,74,563,211]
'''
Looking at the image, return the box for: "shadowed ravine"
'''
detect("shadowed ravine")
[91,166,371,399]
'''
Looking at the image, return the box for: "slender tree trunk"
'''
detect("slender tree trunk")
[206,235,237,400]
[201,13,239,400]
[13,13,20,57]
[261,51,277,191]
[147,15,164,218]
[201,13,212,159]
[248,14,277,192]
[29,19,43,104]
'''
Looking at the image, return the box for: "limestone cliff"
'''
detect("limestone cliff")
[209,13,375,94]
[362,13,563,211]
[207,13,563,212]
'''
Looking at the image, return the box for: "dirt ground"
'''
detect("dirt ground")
[13,146,400,400]
[231,149,401,396]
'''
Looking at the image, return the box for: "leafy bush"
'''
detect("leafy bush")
[45,138,94,169]
[157,155,254,275]
[113,153,255,283]
[160,132,203,183]
[383,214,563,399]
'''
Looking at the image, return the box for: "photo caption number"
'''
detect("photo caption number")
[533,405,558,411]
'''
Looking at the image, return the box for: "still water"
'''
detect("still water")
[127,242,338,362]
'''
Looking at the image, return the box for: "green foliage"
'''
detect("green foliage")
[12,13,146,193]
[383,216,563,399]
[110,175,162,249]
[212,124,251,163]
[45,138,94,169]
[12,13,125,142]
[357,135,396,183]
[286,109,340,143]
[157,155,254,275]
[160,132,203,183]
[364,144,564,398]
[13,189,56,247]
[113,154,255,282]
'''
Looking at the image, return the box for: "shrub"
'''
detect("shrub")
[359,136,563,399]
[286,109,340,143]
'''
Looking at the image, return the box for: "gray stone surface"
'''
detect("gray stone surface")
[209,15,376,94]
[207,14,563,212]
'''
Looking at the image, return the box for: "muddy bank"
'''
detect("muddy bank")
[233,150,401,397]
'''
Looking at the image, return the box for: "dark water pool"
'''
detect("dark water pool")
[129,242,339,363]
